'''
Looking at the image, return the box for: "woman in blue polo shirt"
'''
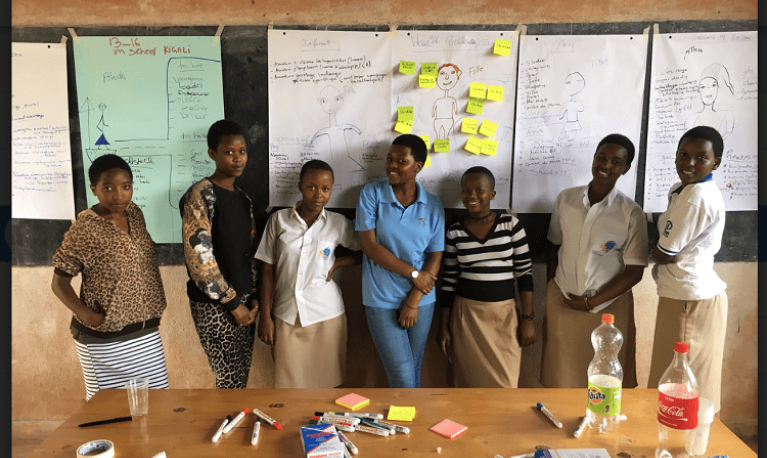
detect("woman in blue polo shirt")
[355,134,445,388]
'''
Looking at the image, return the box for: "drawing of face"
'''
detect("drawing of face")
[98,103,107,111]
[698,77,719,106]
[564,72,585,96]
[437,64,461,91]
[318,86,344,114]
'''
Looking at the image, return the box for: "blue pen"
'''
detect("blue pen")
[536,402,563,428]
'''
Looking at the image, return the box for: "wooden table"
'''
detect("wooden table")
[26,388,755,457]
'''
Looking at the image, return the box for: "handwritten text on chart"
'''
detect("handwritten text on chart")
[108,37,194,56]
[272,56,384,85]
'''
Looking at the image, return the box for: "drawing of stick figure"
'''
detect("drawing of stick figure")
[432,63,462,140]
[560,72,585,141]
[95,103,110,149]
[311,86,365,185]
[685,63,735,139]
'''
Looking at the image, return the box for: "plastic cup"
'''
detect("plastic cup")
[126,377,149,416]
[686,397,715,457]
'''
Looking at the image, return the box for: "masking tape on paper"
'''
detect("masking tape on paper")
[76,439,115,458]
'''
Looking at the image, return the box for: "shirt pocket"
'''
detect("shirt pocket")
[314,239,337,283]
[591,232,627,257]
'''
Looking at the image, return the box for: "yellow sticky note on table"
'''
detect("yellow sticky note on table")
[394,120,413,134]
[388,405,416,422]
[487,85,505,102]
[461,118,479,134]
[469,82,487,99]
[398,106,414,122]
[466,98,485,115]
[421,62,438,76]
[494,38,512,56]
[418,134,431,150]
[419,75,436,88]
[465,136,483,155]
[481,138,499,156]
[399,60,416,75]
[424,153,432,167]
[434,139,450,153]
[478,120,498,138]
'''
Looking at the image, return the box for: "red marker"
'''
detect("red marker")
[222,408,249,434]
[252,408,283,430]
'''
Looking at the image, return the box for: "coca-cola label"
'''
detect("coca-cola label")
[657,392,699,430]
[587,383,621,416]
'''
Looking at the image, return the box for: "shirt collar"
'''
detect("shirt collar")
[672,173,715,195]
[581,183,618,208]
[381,181,427,207]
[698,173,714,183]
[291,201,327,224]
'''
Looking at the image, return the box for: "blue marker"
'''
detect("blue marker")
[536,402,563,428]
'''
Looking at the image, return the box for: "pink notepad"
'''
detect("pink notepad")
[430,419,467,439]
[335,393,370,411]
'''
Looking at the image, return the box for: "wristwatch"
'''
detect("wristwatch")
[410,269,419,279]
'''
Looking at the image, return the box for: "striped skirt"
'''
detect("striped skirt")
[74,329,169,401]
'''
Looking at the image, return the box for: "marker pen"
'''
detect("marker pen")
[252,408,283,430]
[223,408,249,434]
[360,419,395,434]
[536,402,563,428]
[354,424,390,437]
[320,411,384,420]
[573,416,588,437]
[309,419,356,432]
[311,414,360,425]
[373,419,410,434]
[336,430,358,455]
[251,420,261,445]
[211,415,232,442]
[310,416,356,427]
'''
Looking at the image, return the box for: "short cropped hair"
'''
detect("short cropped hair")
[678,126,724,159]
[300,159,334,182]
[461,166,495,190]
[88,154,132,185]
[207,119,246,150]
[596,134,636,166]
[392,134,428,164]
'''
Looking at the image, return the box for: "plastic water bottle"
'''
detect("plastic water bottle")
[655,342,699,458]
[586,313,623,433]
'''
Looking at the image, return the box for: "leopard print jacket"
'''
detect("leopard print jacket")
[53,202,167,333]
[179,178,258,309]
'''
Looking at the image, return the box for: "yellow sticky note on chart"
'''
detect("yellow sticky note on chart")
[487,85,505,102]
[418,134,431,150]
[466,98,485,115]
[388,405,416,422]
[434,139,450,153]
[465,136,483,155]
[481,138,499,156]
[424,153,432,167]
[399,60,416,75]
[494,38,512,56]
[469,82,487,99]
[419,75,436,88]
[394,120,413,134]
[461,118,479,134]
[421,62,438,76]
[478,120,498,138]
[398,106,414,122]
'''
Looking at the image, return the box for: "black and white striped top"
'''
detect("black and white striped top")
[441,213,534,308]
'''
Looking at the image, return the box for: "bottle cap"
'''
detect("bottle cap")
[601,313,614,324]
[674,342,689,353]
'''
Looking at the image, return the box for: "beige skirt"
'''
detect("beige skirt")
[273,314,347,388]
[450,296,521,388]
[540,280,637,388]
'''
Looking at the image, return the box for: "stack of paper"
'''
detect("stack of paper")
[430,419,467,439]
[335,393,370,411]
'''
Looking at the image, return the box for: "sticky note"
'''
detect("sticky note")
[469,82,487,99]
[336,393,370,411]
[399,60,416,75]
[434,139,450,153]
[487,85,505,102]
[424,153,432,167]
[418,134,431,150]
[430,419,468,439]
[466,98,485,115]
[419,75,436,88]
[421,62,438,76]
[394,120,413,134]
[481,138,499,156]
[478,120,498,138]
[461,118,479,134]
[398,106,414,122]
[494,38,512,56]
[388,406,416,422]
[464,136,483,155]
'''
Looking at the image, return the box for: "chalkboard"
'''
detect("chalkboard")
[10,21,757,266]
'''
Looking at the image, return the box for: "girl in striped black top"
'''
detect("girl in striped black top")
[437,166,535,388]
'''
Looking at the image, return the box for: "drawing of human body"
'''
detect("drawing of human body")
[95,103,110,148]
[311,86,364,186]
[560,72,585,141]
[685,63,735,139]
[432,63,462,140]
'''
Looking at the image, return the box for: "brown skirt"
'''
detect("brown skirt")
[273,314,347,388]
[540,280,637,388]
[450,296,521,388]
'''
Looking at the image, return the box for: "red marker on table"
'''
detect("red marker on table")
[253,408,283,430]
[222,408,249,434]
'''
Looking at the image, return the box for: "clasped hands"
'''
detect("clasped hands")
[411,270,437,295]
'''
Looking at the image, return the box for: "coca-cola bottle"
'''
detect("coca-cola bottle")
[655,342,699,458]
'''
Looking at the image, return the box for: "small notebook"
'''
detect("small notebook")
[335,393,370,411]
[430,419,467,439]
[387,405,416,422]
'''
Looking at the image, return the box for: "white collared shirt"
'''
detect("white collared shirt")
[548,184,648,313]
[255,204,361,326]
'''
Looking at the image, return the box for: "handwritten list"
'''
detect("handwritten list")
[12,43,75,220]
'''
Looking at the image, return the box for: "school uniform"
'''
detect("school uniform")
[648,175,727,412]
[255,204,360,388]
[541,184,646,388]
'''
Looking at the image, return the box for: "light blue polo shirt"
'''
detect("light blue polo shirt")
[355,180,445,309]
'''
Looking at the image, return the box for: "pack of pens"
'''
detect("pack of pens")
[532,448,612,458]
[300,424,346,458]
